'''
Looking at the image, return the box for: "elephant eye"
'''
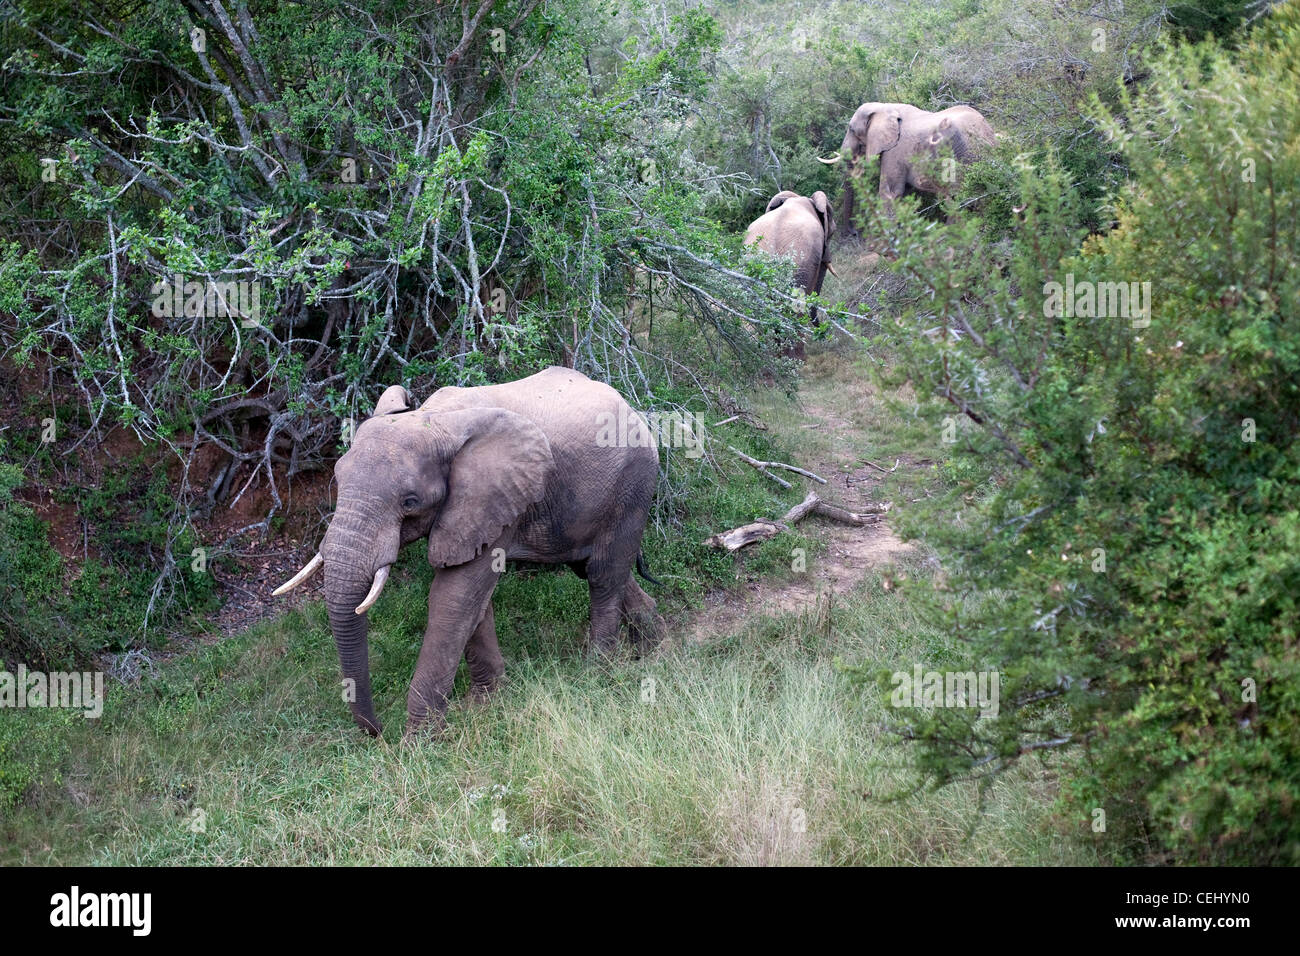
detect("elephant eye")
[402,495,420,511]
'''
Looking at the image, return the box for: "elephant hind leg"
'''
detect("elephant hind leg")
[586,506,653,657]
[464,601,504,699]
[586,574,625,657]
[621,576,665,655]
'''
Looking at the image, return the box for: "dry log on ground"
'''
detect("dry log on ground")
[702,492,889,551]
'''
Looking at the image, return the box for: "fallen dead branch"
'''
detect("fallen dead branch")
[728,446,827,487]
[703,492,889,551]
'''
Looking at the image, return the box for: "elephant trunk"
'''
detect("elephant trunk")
[325,576,382,735]
[837,132,860,236]
[840,131,857,163]
[948,127,973,162]
[321,509,399,736]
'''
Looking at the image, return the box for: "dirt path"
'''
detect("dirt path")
[679,360,914,645]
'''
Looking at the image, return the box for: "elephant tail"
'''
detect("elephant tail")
[635,551,662,587]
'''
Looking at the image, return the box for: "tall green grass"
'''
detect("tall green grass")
[1,547,1095,865]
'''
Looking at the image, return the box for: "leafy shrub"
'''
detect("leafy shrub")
[0,463,89,667]
[0,458,215,664]
[862,2,1300,864]
[0,706,74,816]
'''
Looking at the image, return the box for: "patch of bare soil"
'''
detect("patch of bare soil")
[198,466,336,638]
[678,384,914,646]
[205,533,327,639]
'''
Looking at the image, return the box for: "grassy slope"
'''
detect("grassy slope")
[0,342,1099,865]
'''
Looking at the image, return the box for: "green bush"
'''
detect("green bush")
[864,2,1300,864]
[0,463,89,667]
[0,459,216,665]
[0,706,74,816]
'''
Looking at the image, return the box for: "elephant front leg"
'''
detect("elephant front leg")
[878,166,906,220]
[405,556,500,737]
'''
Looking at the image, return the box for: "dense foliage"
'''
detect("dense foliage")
[0,0,811,649]
[869,4,1300,863]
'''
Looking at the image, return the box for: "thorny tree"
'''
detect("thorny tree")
[0,0,817,629]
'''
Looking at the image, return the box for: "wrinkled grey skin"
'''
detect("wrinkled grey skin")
[744,190,835,356]
[308,367,662,738]
[820,103,995,238]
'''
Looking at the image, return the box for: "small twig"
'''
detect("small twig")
[712,414,742,427]
[728,446,791,489]
[861,458,900,473]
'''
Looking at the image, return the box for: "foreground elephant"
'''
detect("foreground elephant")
[744,190,836,356]
[819,103,994,238]
[273,367,662,737]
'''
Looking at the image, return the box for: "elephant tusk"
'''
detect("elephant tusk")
[272,553,323,596]
[827,263,841,278]
[816,152,842,165]
[354,565,391,615]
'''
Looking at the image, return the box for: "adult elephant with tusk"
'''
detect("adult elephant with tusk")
[273,368,663,739]
[818,102,994,238]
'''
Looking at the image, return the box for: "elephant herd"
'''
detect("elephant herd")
[272,100,994,741]
[744,100,995,336]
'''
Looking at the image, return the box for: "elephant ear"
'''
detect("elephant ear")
[371,384,413,417]
[426,407,553,568]
[811,191,834,244]
[857,103,902,157]
[766,190,799,213]
[928,116,953,148]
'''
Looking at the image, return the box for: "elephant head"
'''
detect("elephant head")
[765,189,800,211]
[273,386,553,735]
[818,103,913,236]
[768,188,837,235]
[819,102,906,167]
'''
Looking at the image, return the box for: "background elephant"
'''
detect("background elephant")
[819,103,994,238]
[744,189,835,357]
[273,367,662,737]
